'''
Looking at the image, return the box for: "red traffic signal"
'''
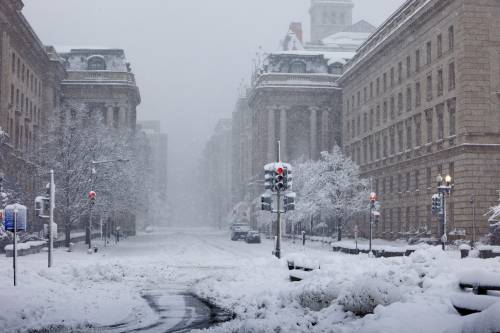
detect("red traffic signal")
[88,191,96,200]
[369,192,377,203]
[276,167,284,175]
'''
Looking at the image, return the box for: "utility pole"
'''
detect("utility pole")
[369,192,376,253]
[48,170,55,267]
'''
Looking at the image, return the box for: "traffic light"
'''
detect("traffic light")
[283,167,293,190]
[88,191,96,205]
[431,194,441,216]
[264,169,275,190]
[275,165,285,191]
[261,193,272,211]
[284,192,296,212]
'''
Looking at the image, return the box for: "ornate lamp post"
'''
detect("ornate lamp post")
[436,174,453,250]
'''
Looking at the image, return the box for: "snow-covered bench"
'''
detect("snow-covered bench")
[4,241,47,257]
[287,254,320,282]
[452,271,500,315]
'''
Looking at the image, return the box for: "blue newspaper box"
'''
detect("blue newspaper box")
[4,204,27,232]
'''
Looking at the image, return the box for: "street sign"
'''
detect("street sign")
[4,204,27,232]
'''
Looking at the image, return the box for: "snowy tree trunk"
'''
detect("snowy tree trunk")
[337,217,343,241]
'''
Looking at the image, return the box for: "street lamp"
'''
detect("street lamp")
[436,174,453,250]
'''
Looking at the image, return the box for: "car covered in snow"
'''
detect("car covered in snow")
[230,223,251,241]
[245,230,261,244]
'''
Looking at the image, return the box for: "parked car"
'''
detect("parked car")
[245,230,261,244]
[230,223,251,241]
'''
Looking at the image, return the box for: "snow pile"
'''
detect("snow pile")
[447,302,500,333]
[193,244,500,333]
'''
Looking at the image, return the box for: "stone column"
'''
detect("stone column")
[279,107,288,161]
[267,107,276,162]
[310,107,318,160]
[321,109,329,153]
[120,106,128,127]
[107,106,114,127]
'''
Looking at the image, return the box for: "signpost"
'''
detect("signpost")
[4,204,27,286]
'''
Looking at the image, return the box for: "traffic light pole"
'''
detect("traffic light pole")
[369,202,374,253]
[275,141,282,259]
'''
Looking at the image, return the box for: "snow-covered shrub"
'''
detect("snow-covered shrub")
[337,269,419,316]
[295,280,339,311]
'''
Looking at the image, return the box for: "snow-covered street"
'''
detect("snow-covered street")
[1,229,500,332]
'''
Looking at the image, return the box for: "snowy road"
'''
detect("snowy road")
[2,229,499,333]
[0,229,279,332]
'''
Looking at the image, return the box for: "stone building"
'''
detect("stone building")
[237,0,374,226]
[57,47,141,130]
[0,0,65,230]
[137,121,168,205]
[339,0,500,241]
[201,119,233,227]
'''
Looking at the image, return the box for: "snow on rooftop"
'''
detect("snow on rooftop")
[270,50,356,66]
[321,31,372,48]
[54,45,118,53]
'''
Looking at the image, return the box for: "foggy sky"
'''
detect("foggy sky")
[24,0,405,225]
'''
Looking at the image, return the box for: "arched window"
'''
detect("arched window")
[87,56,106,70]
[289,61,306,73]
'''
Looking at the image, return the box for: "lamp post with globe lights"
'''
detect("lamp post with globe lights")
[436,174,453,250]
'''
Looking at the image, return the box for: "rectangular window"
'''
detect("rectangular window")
[376,105,380,126]
[449,162,455,181]
[448,62,456,91]
[390,96,395,119]
[383,100,388,122]
[383,73,387,92]
[364,87,367,103]
[437,34,443,58]
[12,53,15,73]
[17,58,20,78]
[426,109,433,143]
[436,104,444,140]
[398,61,403,84]
[398,92,403,115]
[415,118,422,147]
[21,93,24,111]
[406,172,411,192]
[406,86,412,112]
[406,56,411,78]
[369,109,374,131]
[363,113,368,132]
[357,91,361,106]
[415,82,421,107]
[426,74,433,101]
[390,176,394,193]
[415,49,421,72]
[376,77,380,95]
[448,98,456,136]
[21,64,25,82]
[16,89,19,107]
[437,69,444,96]
[383,135,388,157]
[113,107,120,128]
[398,173,403,193]
[406,122,413,150]
[10,85,14,105]
[398,126,404,152]
[390,67,395,86]
[370,82,373,99]
[448,26,454,50]
[426,41,432,65]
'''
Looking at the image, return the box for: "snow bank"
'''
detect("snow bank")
[447,302,500,333]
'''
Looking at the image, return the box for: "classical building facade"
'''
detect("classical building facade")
[0,0,65,230]
[340,0,500,241]
[58,47,141,130]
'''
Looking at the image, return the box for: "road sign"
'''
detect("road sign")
[4,204,27,232]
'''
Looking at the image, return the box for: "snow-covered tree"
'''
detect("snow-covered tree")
[31,103,140,245]
[290,147,368,240]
